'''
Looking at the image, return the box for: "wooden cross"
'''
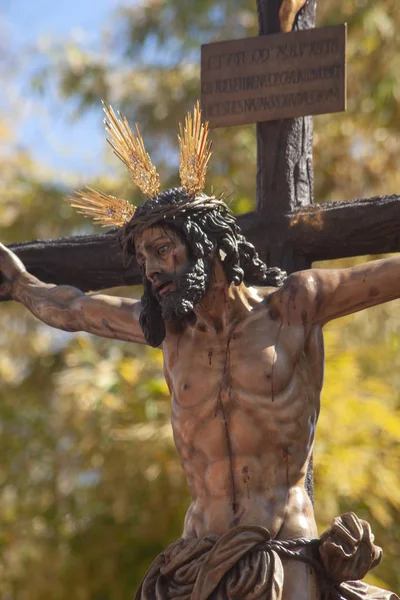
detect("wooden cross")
[9,0,400,286]
[6,0,400,498]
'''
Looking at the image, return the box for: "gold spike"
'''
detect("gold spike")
[178,101,213,198]
[66,187,136,227]
[102,102,160,198]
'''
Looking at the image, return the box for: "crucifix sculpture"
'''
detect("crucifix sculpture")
[1,0,400,598]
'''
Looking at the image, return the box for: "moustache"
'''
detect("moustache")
[151,272,179,296]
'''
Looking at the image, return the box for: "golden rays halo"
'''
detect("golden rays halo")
[178,101,213,198]
[102,101,161,199]
[66,102,215,228]
[66,187,136,227]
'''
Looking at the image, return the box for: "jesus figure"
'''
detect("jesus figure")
[0,105,398,599]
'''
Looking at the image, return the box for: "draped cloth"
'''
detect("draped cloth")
[135,515,398,600]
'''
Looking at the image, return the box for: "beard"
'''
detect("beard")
[139,257,211,347]
[157,258,210,321]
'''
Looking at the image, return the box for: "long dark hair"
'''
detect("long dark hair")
[120,188,286,346]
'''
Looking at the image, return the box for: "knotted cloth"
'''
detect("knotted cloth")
[134,515,399,600]
[135,525,284,600]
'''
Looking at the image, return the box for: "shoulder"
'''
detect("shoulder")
[264,271,320,328]
[268,271,319,304]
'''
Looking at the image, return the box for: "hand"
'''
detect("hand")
[0,243,26,301]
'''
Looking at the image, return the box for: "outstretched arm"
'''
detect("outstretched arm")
[269,255,400,328]
[0,244,146,344]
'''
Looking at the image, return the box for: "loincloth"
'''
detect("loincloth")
[134,522,399,600]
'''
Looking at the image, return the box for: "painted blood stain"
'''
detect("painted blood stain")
[287,283,298,324]
[208,348,213,365]
[232,507,246,527]
[242,465,250,483]
[215,320,223,334]
[282,445,290,485]
[289,283,298,304]
[214,333,237,514]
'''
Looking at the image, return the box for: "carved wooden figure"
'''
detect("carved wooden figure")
[1,0,400,598]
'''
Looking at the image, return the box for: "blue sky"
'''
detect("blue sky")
[1,0,122,179]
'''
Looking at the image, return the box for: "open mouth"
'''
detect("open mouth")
[156,281,174,296]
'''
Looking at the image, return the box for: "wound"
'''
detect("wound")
[282,445,290,485]
[289,283,299,302]
[208,348,213,365]
[215,320,223,334]
[232,507,246,527]
[301,309,308,329]
[242,465,250,483]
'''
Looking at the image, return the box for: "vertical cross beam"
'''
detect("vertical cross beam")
[256,0,316,274]
[256,0,317,501]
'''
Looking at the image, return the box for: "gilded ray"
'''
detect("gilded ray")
[103,102,160,198]
[66,187,136,227]
[178,101,213,198]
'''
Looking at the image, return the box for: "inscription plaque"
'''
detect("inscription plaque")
[201,24,346,128]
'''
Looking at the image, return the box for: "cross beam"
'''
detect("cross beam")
[7,193,400,291]
[242,194,400,264]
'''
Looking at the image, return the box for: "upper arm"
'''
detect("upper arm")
[269,255,400,328]
[13,270,147,344]
[71,293,146,344]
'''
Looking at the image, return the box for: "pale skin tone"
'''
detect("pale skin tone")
[1,231,399,599]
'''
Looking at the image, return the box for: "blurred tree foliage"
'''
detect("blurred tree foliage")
[0,0,399,597]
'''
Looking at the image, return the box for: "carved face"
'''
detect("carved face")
[135,224,210,323]
[135,226,189,294]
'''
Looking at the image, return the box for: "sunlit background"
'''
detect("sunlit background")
[0,0,399,597]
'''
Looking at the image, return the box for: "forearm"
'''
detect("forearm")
[13,271,84,332]
[0,242,145,342]
[309,255,400,325]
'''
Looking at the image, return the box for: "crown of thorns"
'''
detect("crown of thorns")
[66,101,226,229]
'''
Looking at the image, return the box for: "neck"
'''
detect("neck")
[193,260,261,332]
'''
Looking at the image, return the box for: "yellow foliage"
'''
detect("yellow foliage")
[0,0,399,595]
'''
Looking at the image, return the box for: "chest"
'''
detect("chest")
[163,310,307,403]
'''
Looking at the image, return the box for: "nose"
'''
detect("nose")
[145,256,161,282]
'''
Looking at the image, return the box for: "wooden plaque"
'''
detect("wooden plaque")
[201,24,346,128]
